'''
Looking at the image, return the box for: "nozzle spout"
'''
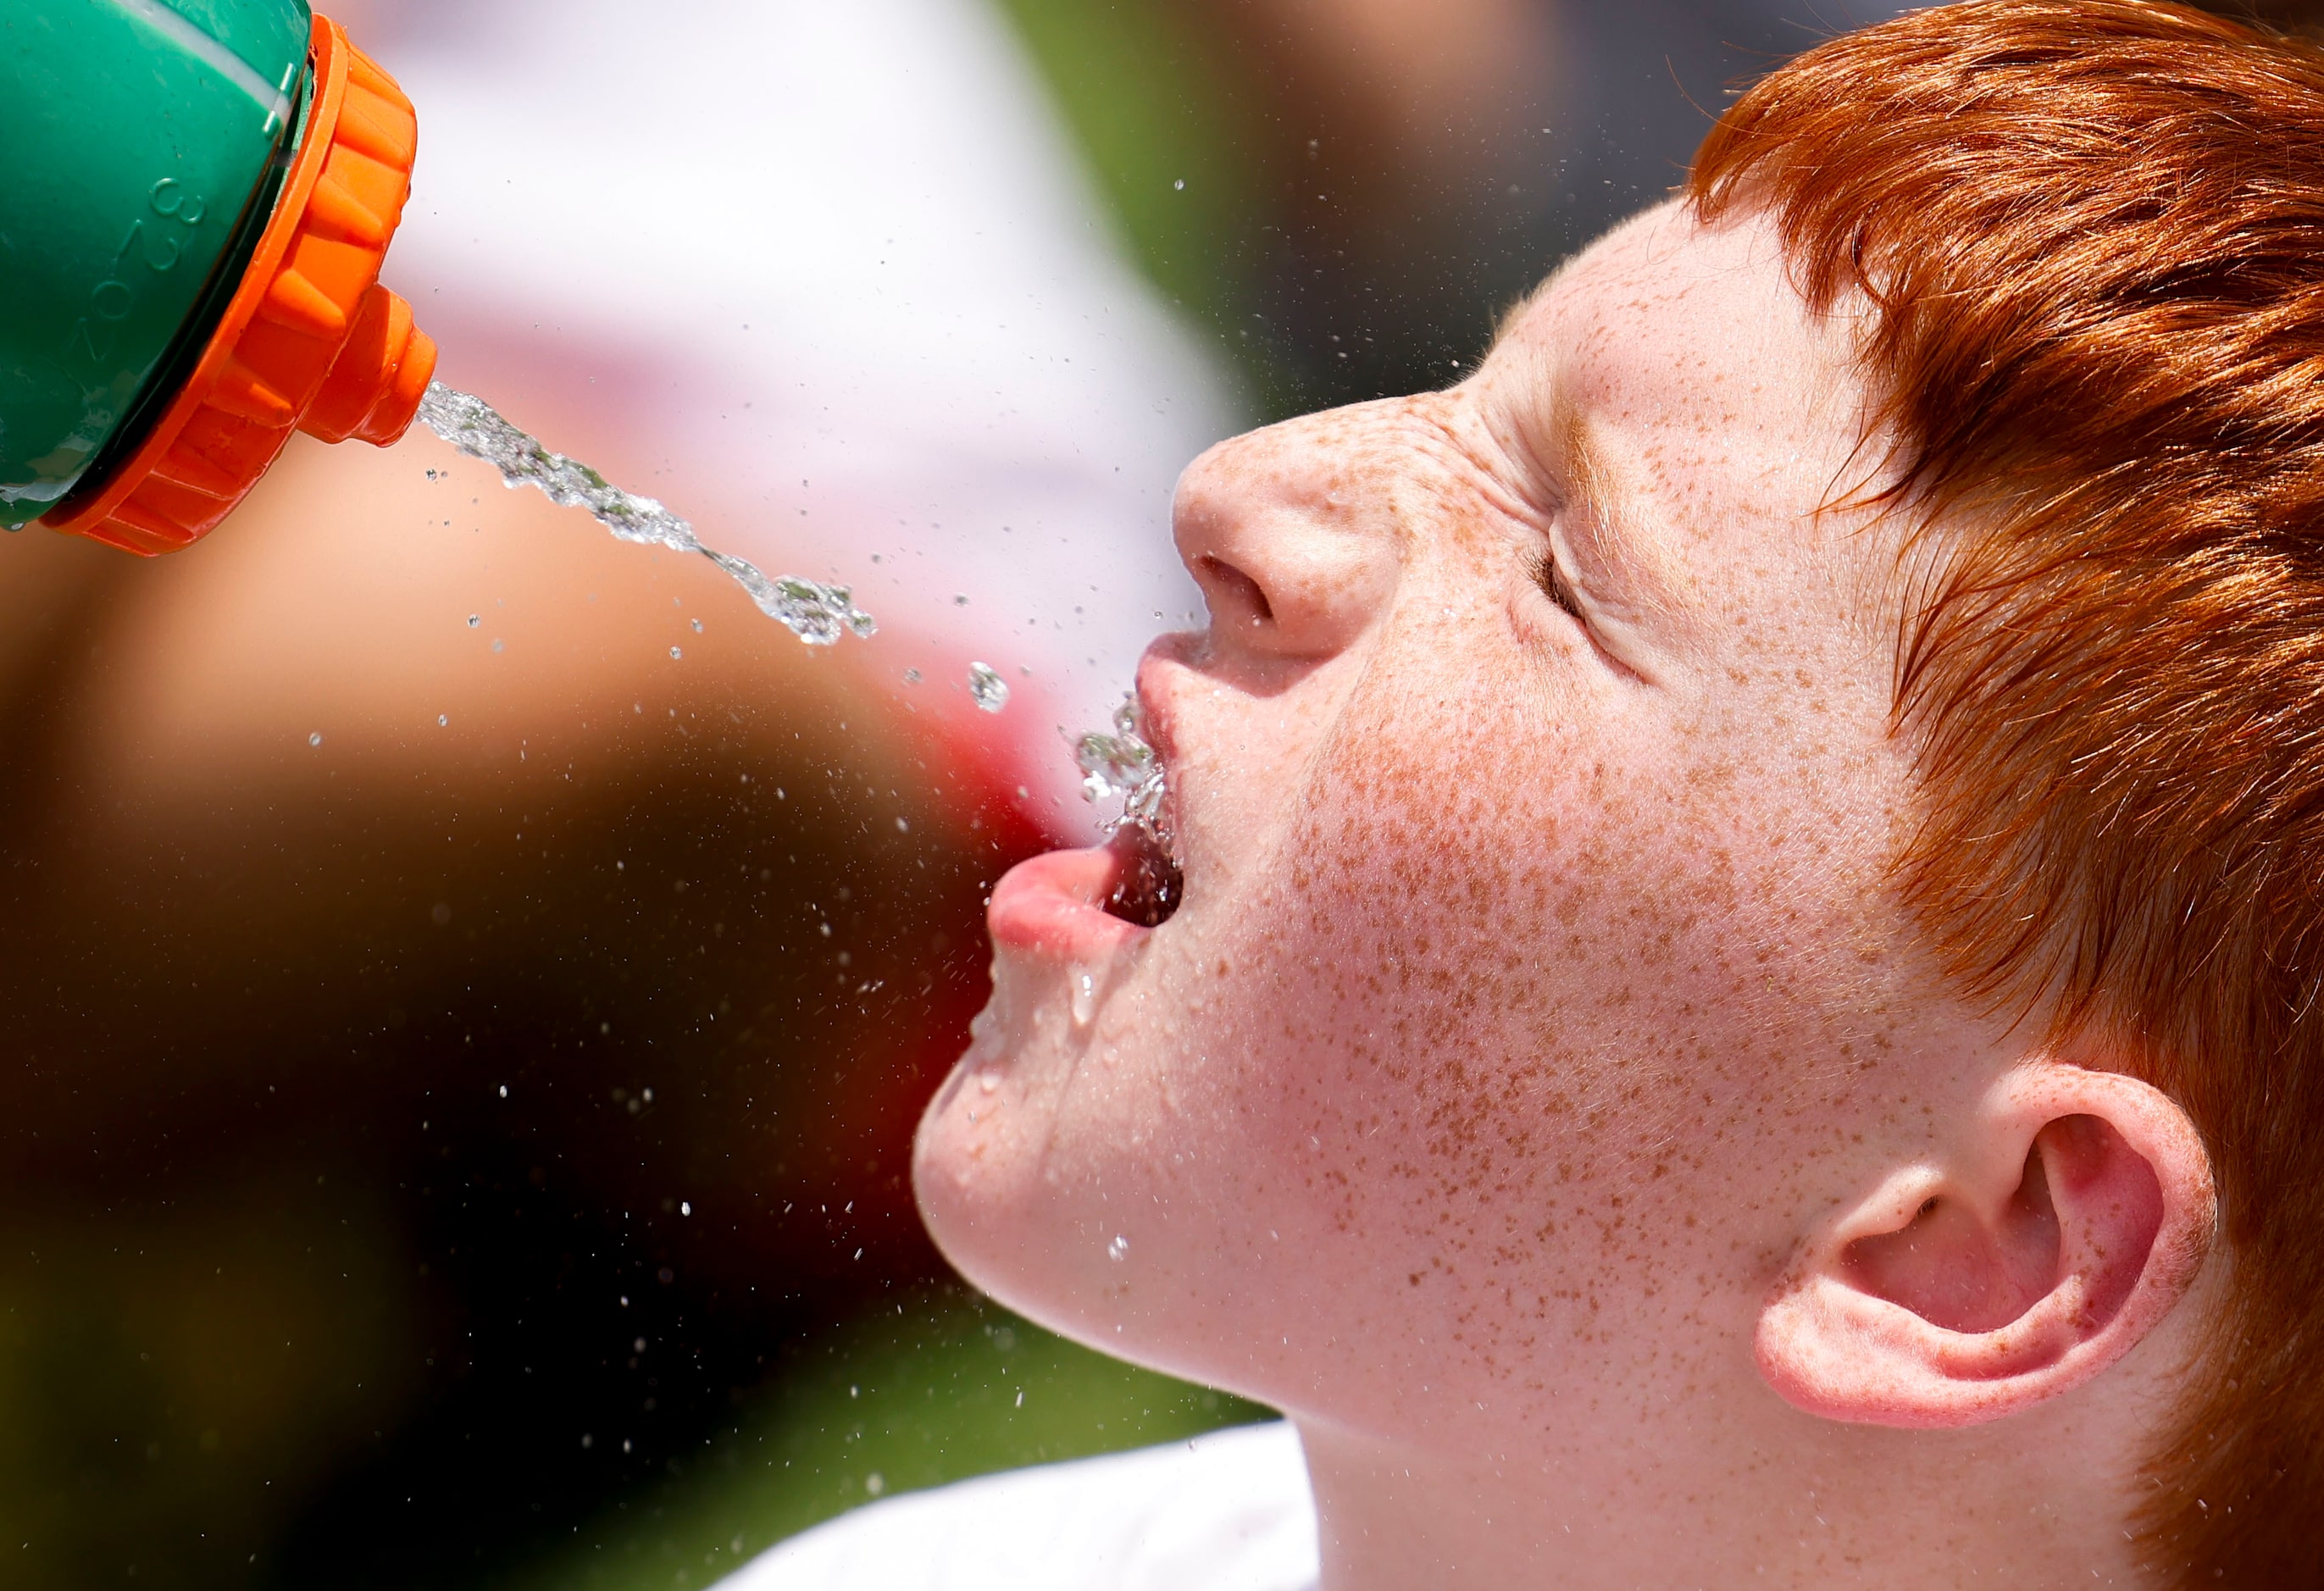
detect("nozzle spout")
[302,283,438,446]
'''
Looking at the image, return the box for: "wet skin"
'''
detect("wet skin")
[914,203,2184,1588]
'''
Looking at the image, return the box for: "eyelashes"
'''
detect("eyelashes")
[1530,547,1585,623]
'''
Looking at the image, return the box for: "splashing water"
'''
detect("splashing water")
[1073,694,1166,834]
[1073,692,1183,926]
[416,384,876,647]
[967,662,1010,713]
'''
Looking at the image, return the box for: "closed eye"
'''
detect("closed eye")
[1531,549,1584,623]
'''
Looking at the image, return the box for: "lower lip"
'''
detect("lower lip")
[988,845,1147,958]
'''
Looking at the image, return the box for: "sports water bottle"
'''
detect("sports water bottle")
[1,0,432,553]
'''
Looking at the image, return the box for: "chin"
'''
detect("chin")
[912,814,1247,1340]
[912,941,1070,1278]
[911,834,1164,1294]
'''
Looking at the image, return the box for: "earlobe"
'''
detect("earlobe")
[1755,1063,2215,1429]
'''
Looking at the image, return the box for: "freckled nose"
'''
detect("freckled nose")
[1171,411,1401,662]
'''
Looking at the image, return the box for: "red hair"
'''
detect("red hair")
[1690,3,2324,1581]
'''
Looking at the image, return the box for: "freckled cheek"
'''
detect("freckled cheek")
[1227,687,1805,1187]
[1206,695,1599,1131]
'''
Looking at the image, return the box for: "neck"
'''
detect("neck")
[1293,1407,2153,1590]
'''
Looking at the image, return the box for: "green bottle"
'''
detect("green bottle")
[0,0,435,554]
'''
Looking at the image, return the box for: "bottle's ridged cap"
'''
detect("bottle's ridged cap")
[43,14,436,556]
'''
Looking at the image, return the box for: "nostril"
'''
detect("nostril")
[1197,554,1273,628]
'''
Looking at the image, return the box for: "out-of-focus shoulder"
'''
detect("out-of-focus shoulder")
[717,1421,1317,1591]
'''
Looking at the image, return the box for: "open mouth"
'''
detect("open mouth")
[1102,818,1184,928]
[1072,691,1184,929]
[985,827,1183,957]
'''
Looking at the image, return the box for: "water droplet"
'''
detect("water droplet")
[498,1084,508,1098]
[680,1200,691,1216]
[903,668,922,685]
[669,646,683,660]
[1173,178,1186,191]
[1072,693,1168,834]
[437,713,449,727]
[691,618,703,633]
[1107,1233,1129,1261]
[467,613,480,628]
[308,731,323,747]
[968,661,1010,713]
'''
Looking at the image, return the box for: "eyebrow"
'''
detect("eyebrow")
[1554,395,1617,539]
[1484,262,1619,529]
[1544,382,1686,624]
[1485,258,1687,621]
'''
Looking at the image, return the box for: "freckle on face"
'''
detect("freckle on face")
[918,202,1927,1455]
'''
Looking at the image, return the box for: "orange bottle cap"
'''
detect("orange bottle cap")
[43,14,437,556]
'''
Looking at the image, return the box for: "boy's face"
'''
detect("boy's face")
[917,204,1983,1465]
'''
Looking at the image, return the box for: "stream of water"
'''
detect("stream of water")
[417,383,877,647]
[419,383,1179,859]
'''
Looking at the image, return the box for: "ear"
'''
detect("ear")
[1756,1062,2216,1428]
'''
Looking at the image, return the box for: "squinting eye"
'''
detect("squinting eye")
[1531,550,1584,622]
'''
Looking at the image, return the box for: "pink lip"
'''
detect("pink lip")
[988,843,1147,958]
[1132,641,1190,767]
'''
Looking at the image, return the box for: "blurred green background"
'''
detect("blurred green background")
[504,1289,1262,1591]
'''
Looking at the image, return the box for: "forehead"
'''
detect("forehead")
[1478,201,1894,638]
[1491,202,1863,449]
